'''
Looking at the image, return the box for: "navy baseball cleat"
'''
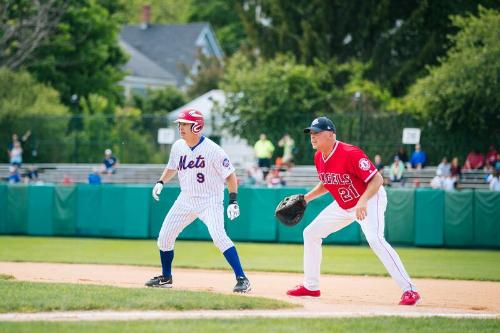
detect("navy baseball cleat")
[233,276,251,293]
[145,275,173,288]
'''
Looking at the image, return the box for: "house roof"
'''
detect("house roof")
[119,40,176,82]
[120,23,221,87]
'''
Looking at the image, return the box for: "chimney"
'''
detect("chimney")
[140,5,151,30]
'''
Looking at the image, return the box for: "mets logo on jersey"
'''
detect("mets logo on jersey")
[358,158,371,171]
[222,158,230,168]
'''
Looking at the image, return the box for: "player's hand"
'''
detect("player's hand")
[152,181,163,201]
[354,198,368,221]
[227,203,240,220]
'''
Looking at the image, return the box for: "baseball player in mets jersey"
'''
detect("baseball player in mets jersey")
[145,109,251,293]
[286,116,420,305]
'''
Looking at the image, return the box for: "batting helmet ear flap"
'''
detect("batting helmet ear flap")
[191,122,203,134]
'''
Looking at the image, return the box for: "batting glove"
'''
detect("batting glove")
[152,180,163,201]
[227,203,240,220]
[227,192,240,220]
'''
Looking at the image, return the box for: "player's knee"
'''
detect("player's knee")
[303,226,319,241]
[157,236,175,251]
[212,236,234,252]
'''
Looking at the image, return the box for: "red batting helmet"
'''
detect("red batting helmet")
[174,109,204,133]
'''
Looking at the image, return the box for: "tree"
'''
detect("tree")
[118,0,190,24]
[186,0,247,55]
[221,52,396,163]
[238,0,500,95]
[20,0,128,107]
[182,51,225,99]
[0,68,70,163]
[0,0,69,70]
[404,7,500,153]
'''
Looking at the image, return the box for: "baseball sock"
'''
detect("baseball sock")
[223,246,245,278]
[160,250,174,278]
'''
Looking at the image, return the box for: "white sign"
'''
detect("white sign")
[157,128,175,144]
[402,128,421,144]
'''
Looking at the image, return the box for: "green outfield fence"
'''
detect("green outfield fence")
[0,184,499,248]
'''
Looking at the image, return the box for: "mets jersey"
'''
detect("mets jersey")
[314,140,378,209]
[167,136,235,200]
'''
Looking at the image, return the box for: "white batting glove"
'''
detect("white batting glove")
[152,181,163,201]
[227,203,240,220]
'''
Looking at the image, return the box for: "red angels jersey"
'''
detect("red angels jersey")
[314,140,378,209]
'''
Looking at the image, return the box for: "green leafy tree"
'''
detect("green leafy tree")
[186,0,247,55]
[70,94,163,163]
[118,0,190,24]
[24,0,128,107]
[238,0,500,95]
[0,68,70,163]
[404,7,500,152]
[183,51,225,99]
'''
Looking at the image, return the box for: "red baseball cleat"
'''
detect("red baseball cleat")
[399,290,421,305]
[286,285,320,297]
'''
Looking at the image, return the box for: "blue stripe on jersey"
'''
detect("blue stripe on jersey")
[190,136,205,151]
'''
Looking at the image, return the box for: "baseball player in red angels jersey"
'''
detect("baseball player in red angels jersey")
[145,109,251,293]
[286,116,420,306]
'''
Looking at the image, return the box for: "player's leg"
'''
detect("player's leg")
[358,187,420,305]
[198,202,250,293]
[146,197,196,288]
[288,200,353,296]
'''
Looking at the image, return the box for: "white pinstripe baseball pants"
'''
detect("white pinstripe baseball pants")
[302,187,416,292]
[157,193,234,252]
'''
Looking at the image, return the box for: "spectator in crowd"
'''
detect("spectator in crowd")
[463,148,484,170]
[396,146,409,168]
[88,167,102,185]
[494,153,500,171]
[410,144,427,169]
[62,174,74,185]
[486,145,498,167]
[450,157,462,179]
[7,165,21,184]
[484,160,494,173]
[436,157,451,177]
[389,156,404,183]
[9,141,23,167]
[243,164,264,186]
[22,165,40,184]
[487,169,500,191]
[374,154,384,172]
[253,134,275,178]
[101,149,118,174]
[278,134,295,169]
[265,166,286,187]
[7,131,30,153]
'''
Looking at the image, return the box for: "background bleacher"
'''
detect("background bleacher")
[0,163,491,189]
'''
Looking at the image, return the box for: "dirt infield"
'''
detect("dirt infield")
[1,262,499,320]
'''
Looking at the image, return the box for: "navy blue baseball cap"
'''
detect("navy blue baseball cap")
[304,117,336,133]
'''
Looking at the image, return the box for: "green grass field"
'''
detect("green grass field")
[0,318,498,333]
[0,277,293,313]
[0,236,499,281]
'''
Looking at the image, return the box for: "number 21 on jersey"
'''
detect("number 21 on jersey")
[338,184,360,202]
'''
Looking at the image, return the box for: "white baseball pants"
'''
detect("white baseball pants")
[157,194,234,252]
[303,186,416,292]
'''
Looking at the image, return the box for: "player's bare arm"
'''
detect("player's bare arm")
[226,172,238,193]
[159,168,177,184]
[304,181,328,203]
[354,172,383,221]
